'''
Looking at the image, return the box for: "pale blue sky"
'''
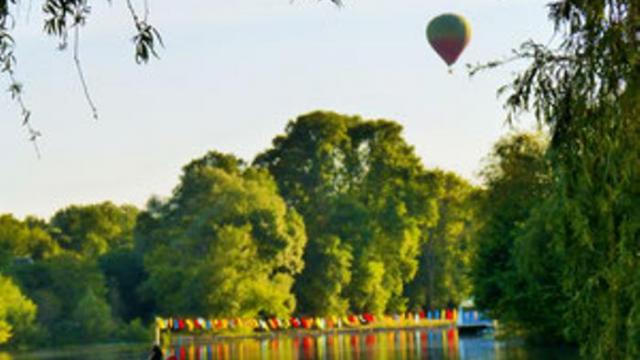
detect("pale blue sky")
[0,0,551,218]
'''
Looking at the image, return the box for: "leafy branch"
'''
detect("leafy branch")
[125,0,163,64]
[1,0,41,156]
[2,0,164,157]
[42,0,99,119]
[468,0,639,147]
[3,0,343,157]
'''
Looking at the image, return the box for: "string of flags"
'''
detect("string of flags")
[155,309,471,333]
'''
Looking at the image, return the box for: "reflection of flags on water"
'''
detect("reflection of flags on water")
[163,330,468,360]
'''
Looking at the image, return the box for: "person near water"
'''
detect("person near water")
[148,344,163,360]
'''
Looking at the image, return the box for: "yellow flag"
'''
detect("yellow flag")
[186,319,195,331]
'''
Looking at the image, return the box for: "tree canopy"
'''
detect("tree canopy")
[255,111,442,314]
[140,152,307,318]
[0,215,59,268]
[49,202,138,259]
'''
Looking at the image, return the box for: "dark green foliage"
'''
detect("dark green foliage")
[471,132,567,343]
[405,170,478,310]
[0,205,150,347]
[71,290,115,342]
[471,1,640,357]
[99,249,154,322]
[546,90,640,358]
[10,254,114,344]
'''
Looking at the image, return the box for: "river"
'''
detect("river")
[2,328,578,359]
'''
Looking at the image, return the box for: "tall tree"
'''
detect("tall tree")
[255,111,439,314]
[141,152,306,318]
[473,1,640,355]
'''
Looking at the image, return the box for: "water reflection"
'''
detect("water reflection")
[164,328,505,360]
[1,328,578,359]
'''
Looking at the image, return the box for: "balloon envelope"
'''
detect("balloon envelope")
[426,13,471,66]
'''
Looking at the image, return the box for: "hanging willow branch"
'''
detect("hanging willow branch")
[43,0,96,120]
[125,0,163,64]
[469,0,639,148]
[2,0,342,157]
[1,0,41,154]
[1,0,164,157]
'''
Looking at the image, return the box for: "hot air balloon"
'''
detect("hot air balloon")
[426,13,471,68]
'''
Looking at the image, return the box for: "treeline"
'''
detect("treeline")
[0,111,479,348]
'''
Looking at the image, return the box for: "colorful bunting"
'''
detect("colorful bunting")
[154,308,462,336]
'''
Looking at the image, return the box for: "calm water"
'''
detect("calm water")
[3,328,577,360]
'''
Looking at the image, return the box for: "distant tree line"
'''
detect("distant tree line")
[0,111,479,349]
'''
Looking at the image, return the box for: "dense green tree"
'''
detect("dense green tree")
[49,202,138,258]
[10,254,111,344]
[141,152,306,318]
[509,194,569,343]
[470,132,566,342]
[0,275,37,346]
[255,111,439,314]
[98,249,154,322]
[473,1,639,355]
[534,87,639,355]
[405,170,478,310]
[0,215,59,269]
[71,289,115,342]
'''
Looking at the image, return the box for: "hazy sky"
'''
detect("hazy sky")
[0,0,552,218]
